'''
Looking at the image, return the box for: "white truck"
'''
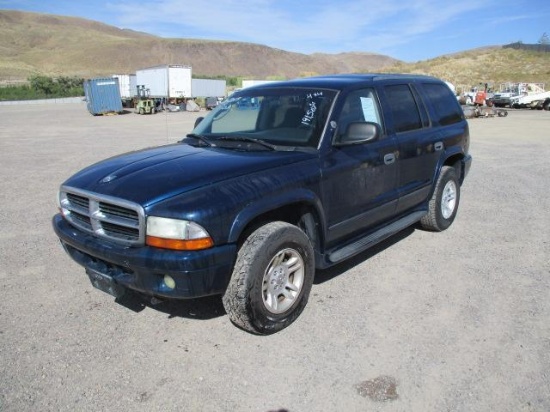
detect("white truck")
[492,82,546,108]
[510,88,550,110]
[136,65,192,99]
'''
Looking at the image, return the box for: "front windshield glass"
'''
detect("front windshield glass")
[192,87,337,149]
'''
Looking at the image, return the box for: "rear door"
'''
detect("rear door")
[378,82,442,214]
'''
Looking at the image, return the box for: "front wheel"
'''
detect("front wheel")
[420,166,460,231]
[223,221,315,335]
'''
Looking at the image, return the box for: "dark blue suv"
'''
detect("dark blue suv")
[53,74,472,334]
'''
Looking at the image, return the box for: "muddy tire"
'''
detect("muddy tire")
[222,221,314,335]
[420,166,460,232]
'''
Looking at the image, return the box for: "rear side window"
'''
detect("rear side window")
[422,83,463,125]
[384,85,422,133]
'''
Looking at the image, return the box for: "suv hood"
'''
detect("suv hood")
[63,143,316,205]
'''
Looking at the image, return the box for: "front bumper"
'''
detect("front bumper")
[52,214,236,299]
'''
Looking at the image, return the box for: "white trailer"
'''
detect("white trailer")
[112,74,137,107]
[136,65,192,99]
[112,74,137,99]
[241,80,278,89]
[191,79,226,98]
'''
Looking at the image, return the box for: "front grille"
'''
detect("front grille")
[102,221,139,239]
[59,186,145,246]
[99,202,138,221]
[71,211,93,230]
[67,193,89,210]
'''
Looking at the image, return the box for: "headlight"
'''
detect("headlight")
[146,216,214,251]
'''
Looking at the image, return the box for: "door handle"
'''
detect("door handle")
[434,142,444,151]
[384,153,395,165]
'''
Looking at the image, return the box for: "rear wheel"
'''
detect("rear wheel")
[420,166,460,232]
[223,221,314,335]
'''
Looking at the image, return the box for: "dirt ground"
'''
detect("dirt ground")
[0,103,548,412]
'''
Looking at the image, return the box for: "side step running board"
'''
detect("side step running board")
[327,211,427,263]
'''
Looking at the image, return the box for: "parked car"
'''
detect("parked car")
[53,74,472,334]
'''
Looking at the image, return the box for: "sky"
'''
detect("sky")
[1,0,549,62]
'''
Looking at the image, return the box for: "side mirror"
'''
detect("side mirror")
[335,122,381,146]
[194,116,204,128]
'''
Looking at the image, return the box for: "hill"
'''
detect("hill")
[0,10,398,81]
[1,10,549,90]
[384,46,550,91]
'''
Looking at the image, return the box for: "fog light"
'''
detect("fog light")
[163,275,176,290]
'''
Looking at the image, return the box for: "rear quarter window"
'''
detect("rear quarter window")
[422,83,463,126]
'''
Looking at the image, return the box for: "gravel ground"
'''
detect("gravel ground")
[0,103,549,412]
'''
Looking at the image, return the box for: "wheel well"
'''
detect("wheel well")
[236,203,323,252]
[444,154,464,184]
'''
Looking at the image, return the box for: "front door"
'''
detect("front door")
[321,88,399,247]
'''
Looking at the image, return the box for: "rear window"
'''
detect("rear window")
[422,83,463,125]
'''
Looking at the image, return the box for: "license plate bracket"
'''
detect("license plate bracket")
[86,267,126,298]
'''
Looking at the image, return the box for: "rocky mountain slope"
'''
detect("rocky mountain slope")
[0,10,398,80]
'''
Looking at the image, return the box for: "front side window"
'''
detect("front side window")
[384,84,423,133]
[336,88,382,141]
[192,87,337,149]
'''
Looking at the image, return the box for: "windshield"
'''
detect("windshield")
[192,87,337,149]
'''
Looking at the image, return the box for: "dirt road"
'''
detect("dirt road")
[1,104,548,411]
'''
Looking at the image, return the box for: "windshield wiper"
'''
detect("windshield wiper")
[215,136,276,151]
[181,133,212,147]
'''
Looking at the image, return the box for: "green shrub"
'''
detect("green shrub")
[0,75,84,101]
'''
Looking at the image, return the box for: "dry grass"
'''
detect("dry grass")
[382,48,550,90]
[1,10,549,88]
[0,10,397,80]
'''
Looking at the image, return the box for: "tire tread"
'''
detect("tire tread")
[222,221,314,334]
[420,166,459,232]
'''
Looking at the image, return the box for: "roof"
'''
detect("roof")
[248,73,442,91]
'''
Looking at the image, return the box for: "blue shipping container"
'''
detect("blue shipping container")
[84,78,123,115]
